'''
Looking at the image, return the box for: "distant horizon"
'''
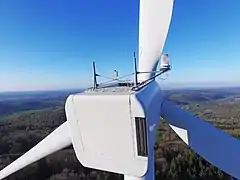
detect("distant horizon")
[1,83,240,93]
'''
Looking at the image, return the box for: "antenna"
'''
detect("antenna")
[133,52,138,86]
[92,61,98,89]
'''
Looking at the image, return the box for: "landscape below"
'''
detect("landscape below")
[0,87,240,180]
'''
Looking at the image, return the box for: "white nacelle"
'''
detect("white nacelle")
[65,81,163,177]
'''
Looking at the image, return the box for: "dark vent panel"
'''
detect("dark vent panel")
[135,117,148,157]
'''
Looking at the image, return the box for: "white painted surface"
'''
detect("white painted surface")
[0,122,71,180]
[169,125,188,144]
[66,92,148,177]
[138,0,174,81]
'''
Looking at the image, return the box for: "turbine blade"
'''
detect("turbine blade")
[0,122,71,180]
[138,0,174,81]
[161,100,240,179]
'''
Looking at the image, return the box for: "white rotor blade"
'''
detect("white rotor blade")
[138,0,174,81]
[161,100,240,179]
[0,122,71,180]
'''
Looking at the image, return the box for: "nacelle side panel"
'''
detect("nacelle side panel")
[65,93,148,177]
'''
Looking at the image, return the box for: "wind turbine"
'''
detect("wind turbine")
[1,0,240,180]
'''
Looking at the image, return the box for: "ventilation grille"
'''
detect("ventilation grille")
[135,117,148,157]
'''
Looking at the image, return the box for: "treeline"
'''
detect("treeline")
[1,147,230,180]
[155,147,229,180]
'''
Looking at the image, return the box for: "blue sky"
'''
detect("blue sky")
[0,0,240,91]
